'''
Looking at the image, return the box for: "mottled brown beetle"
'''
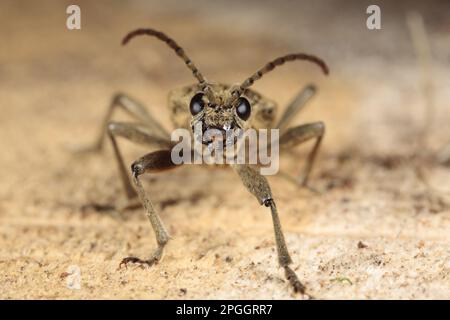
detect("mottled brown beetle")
[79,28,328,296]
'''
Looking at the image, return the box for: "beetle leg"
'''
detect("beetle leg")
[438,144,450,166]
[73,93,169,153]
[279,121,325,188]
[276,84,316,132]
[120,150,179,268]
[233,164,310,297]
[76,121,173,214]
[107,122,172,199]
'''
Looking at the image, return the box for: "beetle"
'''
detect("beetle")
[78,28,329,296]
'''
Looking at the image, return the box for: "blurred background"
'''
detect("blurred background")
[0,0,449,299]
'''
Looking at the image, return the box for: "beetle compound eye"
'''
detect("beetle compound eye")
[236,97,251,120]
[190,92,205,115]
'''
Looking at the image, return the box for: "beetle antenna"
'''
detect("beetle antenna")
[122,28,210,91]
[233,53,329,98]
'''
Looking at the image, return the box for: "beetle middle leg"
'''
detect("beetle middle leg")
[107,122,172,201]
[438,144,450,166]
[276,84,316,132]
[78,122,172,213]
[74,93,169,153]
[120,150,179,268]
[72,93,172,203]
[279,121,325,188]
[233,164,309,296]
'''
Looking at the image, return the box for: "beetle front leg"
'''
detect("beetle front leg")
[120,150,179,268]
[233,164,308,296]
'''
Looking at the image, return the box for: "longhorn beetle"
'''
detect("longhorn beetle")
[78,28,329,296]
